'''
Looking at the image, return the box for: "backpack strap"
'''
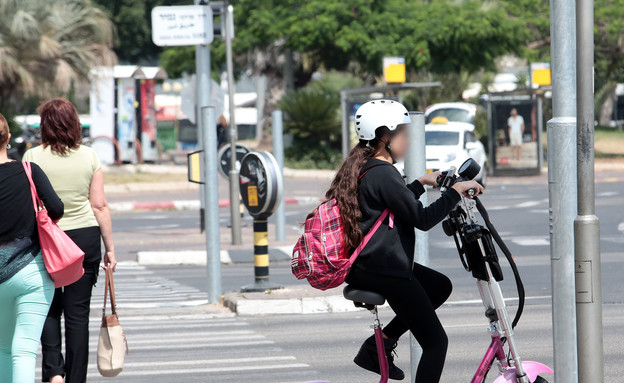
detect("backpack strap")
[349,208,393,262]
[358,164,386,180]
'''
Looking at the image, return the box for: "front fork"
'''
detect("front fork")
[476,273,531,383]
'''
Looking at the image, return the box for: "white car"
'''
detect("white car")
[425,102,477,125]
[396,117,488,186]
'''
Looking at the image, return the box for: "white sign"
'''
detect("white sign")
[151,5,213,46]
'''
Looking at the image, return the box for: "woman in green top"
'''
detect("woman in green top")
[23,98,117,383]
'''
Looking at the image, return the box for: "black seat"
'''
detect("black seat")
[343,285,386,306]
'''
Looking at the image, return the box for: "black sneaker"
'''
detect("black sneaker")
[354,335,405,380]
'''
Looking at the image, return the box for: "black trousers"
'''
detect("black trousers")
[41,226,101,383]
[346,263,453,383]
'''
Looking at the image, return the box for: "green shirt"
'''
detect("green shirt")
[23,145,101,231]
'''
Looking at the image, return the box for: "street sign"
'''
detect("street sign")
[187,150,204,184]
[239,151,283,218]
[217,143,250,179]
[151,5,213,47]
[383,57,406,83]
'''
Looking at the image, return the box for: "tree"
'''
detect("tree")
[92,0,188,64]
[0,0,116,121]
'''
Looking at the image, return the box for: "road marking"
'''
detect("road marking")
[446,295,551,306]
[510,236,550,246]
[95,363,310,376]
[515,201,542,208]
[114,340,276,351]
[85,356,298,369]
[618,223,624,233]
[597,191,619,197]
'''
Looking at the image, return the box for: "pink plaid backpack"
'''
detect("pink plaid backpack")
[291,197,393,290]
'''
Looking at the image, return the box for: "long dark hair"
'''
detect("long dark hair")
[310,131,388,251]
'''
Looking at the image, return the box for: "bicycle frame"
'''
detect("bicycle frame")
[444,181,553,383]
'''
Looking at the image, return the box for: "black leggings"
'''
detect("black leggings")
[347,263,452,383]
[41,226,101,383]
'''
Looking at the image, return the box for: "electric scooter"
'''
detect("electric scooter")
[438,158,553,383]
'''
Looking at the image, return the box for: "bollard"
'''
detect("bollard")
[253,218,269,282]
[240,217,282,292]
[239,151,284,292]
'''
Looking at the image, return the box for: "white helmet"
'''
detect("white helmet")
[354,99,411,141]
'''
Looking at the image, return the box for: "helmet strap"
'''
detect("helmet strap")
[384,141,397,164]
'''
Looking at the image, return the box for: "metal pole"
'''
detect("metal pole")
[224,2,242,245]
[575,1,604,381]
[202,106,222,303]
[195,0,210,233]
[404,112,428,381]
[341,91,349,159]
[548,1,579,381]
[272,110,286,241]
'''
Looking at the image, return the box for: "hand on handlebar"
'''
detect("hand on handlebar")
[451,180,484,199]
[418,171,441,188]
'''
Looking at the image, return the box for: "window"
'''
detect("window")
[426,108,473,124]
[426,131,460,146]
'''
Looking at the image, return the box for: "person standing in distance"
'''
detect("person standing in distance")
[23,98,117,383]
[507,108,525,161]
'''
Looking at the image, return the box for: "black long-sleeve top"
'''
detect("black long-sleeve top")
[0,161,63,283]
[352,158,461,279]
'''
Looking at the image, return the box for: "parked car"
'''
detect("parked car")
[396,116,488,186]
[425,102,477,124]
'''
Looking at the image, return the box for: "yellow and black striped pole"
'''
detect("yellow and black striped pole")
[253,219,269,282]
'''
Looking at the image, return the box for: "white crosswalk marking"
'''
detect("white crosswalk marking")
[36,264,317,383]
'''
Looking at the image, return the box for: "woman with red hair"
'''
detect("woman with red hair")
[23,98,117,383]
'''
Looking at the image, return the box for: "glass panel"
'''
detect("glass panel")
[426,131,460,146]
[426,108,472,124]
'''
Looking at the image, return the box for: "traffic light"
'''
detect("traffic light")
[208,1,234,40]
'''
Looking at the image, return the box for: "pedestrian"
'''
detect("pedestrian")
[325,100,483,382]
[507,108,525,161]
[23,98,117,383]
[0,113,64,383]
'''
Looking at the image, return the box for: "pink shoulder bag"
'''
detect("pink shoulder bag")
[23,162,85,287]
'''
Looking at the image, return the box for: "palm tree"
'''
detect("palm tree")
[0,0,116,113]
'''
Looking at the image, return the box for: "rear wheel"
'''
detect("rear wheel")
[533,376,549,383]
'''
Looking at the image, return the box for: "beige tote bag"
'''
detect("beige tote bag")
[97,267,129,377]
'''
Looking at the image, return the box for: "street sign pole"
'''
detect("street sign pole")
[548,1,579,381]
[202,106,222,303]
[404,112,428,381]
[152,2,220,303]
[272,110,286,242]
[193,0,221,303]
[575,1,604,381]
[224,2,242,245]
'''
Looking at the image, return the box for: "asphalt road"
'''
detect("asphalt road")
[103,175,624,382]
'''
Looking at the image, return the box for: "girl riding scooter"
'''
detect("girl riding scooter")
[325,100,483,382]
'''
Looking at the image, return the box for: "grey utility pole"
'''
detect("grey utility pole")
[272,110,286,241]
[224,2,242,245]
[547,1,579,381]
[195,0,221,303]
[575,1,604,381]
[196,0,208,233]
[202,106,222,303]
[404,112,428,381]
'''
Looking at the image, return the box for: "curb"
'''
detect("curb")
[109,196,320,212]
[223,291,366,316]
[137,250,234,265]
